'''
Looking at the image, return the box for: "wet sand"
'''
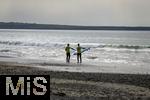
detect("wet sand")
[0,61,150,100]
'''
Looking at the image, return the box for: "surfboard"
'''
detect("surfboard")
[72,47,90,55]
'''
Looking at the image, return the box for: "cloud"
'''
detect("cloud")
[0,0,150,26]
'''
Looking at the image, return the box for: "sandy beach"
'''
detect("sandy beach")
[0,59,150,100]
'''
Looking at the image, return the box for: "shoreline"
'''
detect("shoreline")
[0,57,150,75]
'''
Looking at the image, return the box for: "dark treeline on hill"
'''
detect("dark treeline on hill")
[0,22,150,31]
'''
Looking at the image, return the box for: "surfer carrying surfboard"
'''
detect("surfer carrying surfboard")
[65,44,75,63]
[65,44,71,63]
[65,43,90,63]
[77,43,82,63]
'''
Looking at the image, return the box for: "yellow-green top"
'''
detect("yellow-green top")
[65,46,70,53]
[77,46,81,53]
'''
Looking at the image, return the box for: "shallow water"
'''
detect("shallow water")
[0,29,150,72]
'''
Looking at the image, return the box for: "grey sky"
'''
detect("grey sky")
[0,0,150,26]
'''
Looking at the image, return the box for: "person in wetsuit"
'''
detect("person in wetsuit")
[65,44,71,63]
[77,43,82,63]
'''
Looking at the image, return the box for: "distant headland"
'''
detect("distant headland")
[0,22,150,31]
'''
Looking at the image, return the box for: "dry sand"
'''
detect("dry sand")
[0,61,150,100]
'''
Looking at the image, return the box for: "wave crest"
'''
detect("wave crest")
[0,41,64,47]
[0,41,150,49]
[97,44,150,49]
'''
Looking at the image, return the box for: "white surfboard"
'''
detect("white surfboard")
[72,47,90,55]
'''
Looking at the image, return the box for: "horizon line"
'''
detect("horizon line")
[1,22,150,27]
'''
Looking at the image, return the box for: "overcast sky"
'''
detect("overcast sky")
[0,0,150,26]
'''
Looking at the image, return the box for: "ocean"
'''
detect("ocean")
[0,29,150,73]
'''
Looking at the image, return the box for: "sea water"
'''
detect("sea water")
[0,29,150,73]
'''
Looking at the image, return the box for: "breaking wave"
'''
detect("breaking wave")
[0,40,150,50]
[0,41,64,48]
[97,44,150,49]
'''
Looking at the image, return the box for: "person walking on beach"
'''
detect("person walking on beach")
[65,44,71,63]
[77,43,82,63]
